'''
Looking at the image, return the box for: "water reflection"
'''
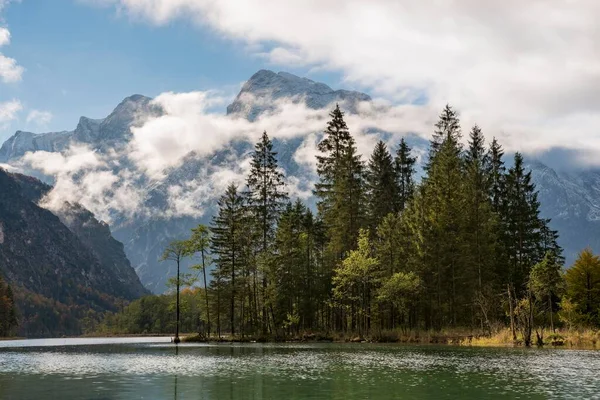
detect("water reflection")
[0,340,598,399]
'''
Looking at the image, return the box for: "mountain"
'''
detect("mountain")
[0,69,596,293]
[527,160,600,265]
[0,168,147,336]
[227,70,372,120]
[0,95,160,162]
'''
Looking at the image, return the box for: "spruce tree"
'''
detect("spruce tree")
[211,184,246,336]
[394,138,416,212]
[365,140,398,232]
[504,153,544,296]
[487,138,506,214]
[421,105,465,327]
[427,104,461,167]
[315,105,365,258]
[463,125,498,331]
[463,126,496,288]
[245,131,288,333]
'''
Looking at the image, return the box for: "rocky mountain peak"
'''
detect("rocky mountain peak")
[227,69,371,120]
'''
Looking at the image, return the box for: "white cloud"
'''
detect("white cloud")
[0,53,22,82]
[87,0,600,162]
[0,99,21,128]
[18,145,145,223]
[26,109,53,127]
[0,27,9,47]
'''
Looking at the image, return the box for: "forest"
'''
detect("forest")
[95,105,600,346]
[0,276,18,337]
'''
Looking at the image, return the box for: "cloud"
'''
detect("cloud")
[0,27,9,47]
[26,110,53,127]
[19,145,145,223]
[86,0,600,164]
[0,2,24,83]
[0,99,21,128]
[0,53,22,82]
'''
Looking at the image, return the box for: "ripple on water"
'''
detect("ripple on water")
[0,342,598,399]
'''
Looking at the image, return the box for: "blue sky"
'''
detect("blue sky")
[0,0,341,141]
[1,0,599,167]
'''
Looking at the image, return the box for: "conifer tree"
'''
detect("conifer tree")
[315,105,365,259]
[421,105,465,326]
[394,138,417,212]
[427,104,461,167]
[463,125,497,295]
[365,140,398,231]
[245,131,288,333]
[504,153,544,296]
[211,184,246,336]
[487,138,506,214]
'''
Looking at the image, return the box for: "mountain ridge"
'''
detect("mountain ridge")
[1,69,597,291]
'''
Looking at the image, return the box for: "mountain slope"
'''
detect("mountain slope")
[0,168,147,336]
[0,95,159,162]
[527,160,600,265]
[0,69,596,293]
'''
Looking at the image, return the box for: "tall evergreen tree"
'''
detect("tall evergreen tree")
[315,105,365,259]
[211,184,246,337]
[365,140,398,231]
[394,138,417,212]
[421,105,465,327]
[463,125,497,292]
[487,138,506,214]
[427,104,461,167]
[504,153,544,296]
[245,131,288,333]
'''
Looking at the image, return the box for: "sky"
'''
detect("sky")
[0,0,598,157]
[0,0,344,140]
[2,0,600,221]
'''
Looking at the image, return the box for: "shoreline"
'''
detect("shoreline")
[3,329,598,350]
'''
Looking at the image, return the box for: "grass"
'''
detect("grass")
[463,328,599,348]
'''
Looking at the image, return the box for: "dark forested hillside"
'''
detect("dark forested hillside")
[0,169,147,337]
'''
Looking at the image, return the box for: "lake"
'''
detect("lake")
[0,338,598,399]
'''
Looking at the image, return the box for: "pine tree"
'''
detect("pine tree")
[365,140,398,232]
[427,104,461,167]
[394,138,416,212]
[314,105,365,259]
[245,131,288,334]
[487,138,506,214]
[421,105,465,327]
[463,125,497,293]
[504,153,544,296]
[211,184,246,337]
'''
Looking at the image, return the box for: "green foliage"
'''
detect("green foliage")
[365,141,398,231]
[333,229,379,335]
[98,104,573,340]
[564,248,600,326]
[315,104,365,259]
[394,138,416,211]
[530,252,563,331]
[377,272,421,314]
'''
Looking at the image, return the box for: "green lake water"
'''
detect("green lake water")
[0,338,598,399]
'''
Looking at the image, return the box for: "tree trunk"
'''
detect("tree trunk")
[508,284,516,342]
[202,251,210,338]
[549,293,554,333]
[175,259,181,344]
